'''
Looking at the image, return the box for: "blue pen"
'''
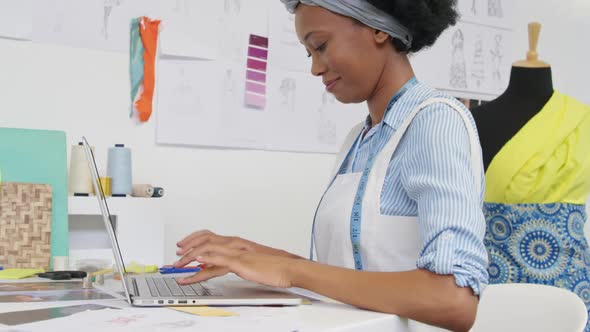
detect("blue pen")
[159,266,202,274]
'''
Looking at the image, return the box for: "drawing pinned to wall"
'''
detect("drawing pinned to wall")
[102,0,123,40]
[33,0,162,52]
[268,0,311,73]
[471,36,485,88]
[450,29,468,89]
[224,0,241,15]
[490,34,504,90]
[173,0,190,13]
[279,78,297,112]
[175,66,201,114]
[488,0,503,18]
[224,68,237,97]
[158,1,223,59]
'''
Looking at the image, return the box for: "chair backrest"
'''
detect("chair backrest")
[471,283,588,332]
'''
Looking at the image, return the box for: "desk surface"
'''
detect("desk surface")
[0,276,406,332]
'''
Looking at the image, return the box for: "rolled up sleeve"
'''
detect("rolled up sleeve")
[401,103,489,295]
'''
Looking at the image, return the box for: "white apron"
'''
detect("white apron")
[311,98,483,331]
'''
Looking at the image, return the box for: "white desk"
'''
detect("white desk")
[0,276,408,331]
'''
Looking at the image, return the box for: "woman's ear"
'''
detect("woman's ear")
[373,30,390,44]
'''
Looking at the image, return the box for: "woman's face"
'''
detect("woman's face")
[295,4,390,104]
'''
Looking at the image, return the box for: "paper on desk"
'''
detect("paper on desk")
[170,306,237,317]
[12,307,305,332]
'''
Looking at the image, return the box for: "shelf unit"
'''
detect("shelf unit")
[68,196,166,269]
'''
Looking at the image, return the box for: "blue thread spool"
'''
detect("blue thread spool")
[152,187,164,198]
[107,144,132,197]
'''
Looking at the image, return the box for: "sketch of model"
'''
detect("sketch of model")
[279,78,297,112]
[471,0,477,14]
[490,34,504,89]
[174,0,193,16]
[224,0,241,15]
[222,68,239,108]
[488,0,503,18]
[450,29,467,89]
[471,36,485,88]
[174,67,200,113]
[52,0,67,33]
[102,0,122,40]
[317,91,337,144]
[223,69,236,95]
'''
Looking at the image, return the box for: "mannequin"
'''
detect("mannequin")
[477,22,590,332]
[472,22,553,170]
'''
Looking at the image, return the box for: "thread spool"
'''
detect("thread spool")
[69,143,93,196]
[132,184,154,197]
[107,144,132,197]
[82,277,93,289]
[95,274,105,285]
[152,187,164,198]
[98,177,112,197]
[53,256,69,271]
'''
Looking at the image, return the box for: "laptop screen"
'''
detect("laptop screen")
[81,137,132,302]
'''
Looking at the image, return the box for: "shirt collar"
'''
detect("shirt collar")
[363,76,419,132]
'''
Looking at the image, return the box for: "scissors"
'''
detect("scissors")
[37,271,87,280]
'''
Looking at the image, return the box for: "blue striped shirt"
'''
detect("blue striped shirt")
[342,78,489,294]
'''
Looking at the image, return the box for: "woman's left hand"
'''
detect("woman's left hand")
[176,248,297,289]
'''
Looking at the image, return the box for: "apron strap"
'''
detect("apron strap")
[310,121,365,261]
[330,121,365,179]
[371,97,483,208]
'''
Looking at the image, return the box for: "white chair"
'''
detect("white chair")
[471,283,588,332]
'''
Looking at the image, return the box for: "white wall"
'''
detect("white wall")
[510,0,590,104]
[1,0,589,266]
[0,40,335,264]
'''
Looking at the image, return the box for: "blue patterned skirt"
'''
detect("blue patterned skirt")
[484,203,590,331]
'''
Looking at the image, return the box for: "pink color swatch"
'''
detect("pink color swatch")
[245,92,266,109]
[248,47,268,60]
[247,58,267,71]
[246,70,266,83]
[249,35,269,48]
[246,81,266,94]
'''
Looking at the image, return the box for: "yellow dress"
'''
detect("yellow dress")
[483,91,590,330]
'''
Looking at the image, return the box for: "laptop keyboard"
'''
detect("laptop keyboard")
[145,277,222,297]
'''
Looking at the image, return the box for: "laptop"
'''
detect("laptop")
[81,137,302,306]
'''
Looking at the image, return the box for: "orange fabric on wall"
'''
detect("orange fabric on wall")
[135,17,160,122]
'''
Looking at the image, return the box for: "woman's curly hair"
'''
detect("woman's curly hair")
[367,0,460,53]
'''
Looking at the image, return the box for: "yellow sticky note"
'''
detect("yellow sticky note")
[171,306,238,317]
[0,268,45,279]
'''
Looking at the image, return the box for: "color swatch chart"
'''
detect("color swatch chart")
[244,34,269,109]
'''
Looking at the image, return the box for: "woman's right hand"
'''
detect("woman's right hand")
[174,230,303,269]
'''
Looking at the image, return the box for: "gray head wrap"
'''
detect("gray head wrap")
[281,0,412,49]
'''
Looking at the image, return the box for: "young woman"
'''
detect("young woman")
[174,1,488,331]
